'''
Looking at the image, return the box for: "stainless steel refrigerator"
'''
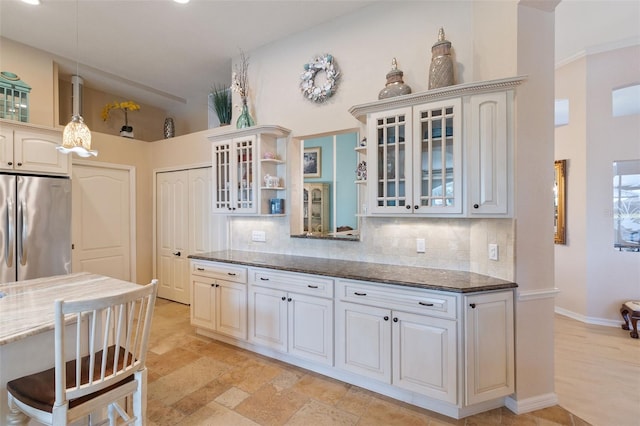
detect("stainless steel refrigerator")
[0,173,71,283]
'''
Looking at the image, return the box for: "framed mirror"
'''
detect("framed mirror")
[291,130,361,241]
[554,160,566,244]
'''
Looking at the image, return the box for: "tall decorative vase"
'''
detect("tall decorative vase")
[236,100,255,129]
[163,117,175,138]
[428,27,455,90]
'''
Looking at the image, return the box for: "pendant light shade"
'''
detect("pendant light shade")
[57,0,97,158]
[60,114,96,157]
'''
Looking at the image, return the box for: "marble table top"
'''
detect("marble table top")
[0,273,143,346]
[189,250,517,294]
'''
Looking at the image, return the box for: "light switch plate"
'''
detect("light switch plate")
[488,244,499,261]
[252,230,266,242]
[416,238,426,253]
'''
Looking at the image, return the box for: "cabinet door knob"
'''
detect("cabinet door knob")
[384,316,389,321]
[473,204,479,209]
[470,303,476,309]
[287,297,292,302]
[393,317,398,322]
[414,205,419,210]
[16,162,22,166]
[173,251,181,256]
[281,296,286,301]
[7,162,12,166]
[210,283,215,287]
[405,205,411,210]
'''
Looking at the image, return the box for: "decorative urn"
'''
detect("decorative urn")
[378,58,412,99]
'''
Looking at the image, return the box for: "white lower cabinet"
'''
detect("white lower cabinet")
[189,259,515,419]
[248,268,334,365]
[336,284,457,404]
[190,262,247,340]
[464,290,515,405]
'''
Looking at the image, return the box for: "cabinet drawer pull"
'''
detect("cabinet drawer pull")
[470,303,476,309]
[227,272,237,276]
[260,277,269,281]
[307,284,318,289]
[197,267,205,271]
[418,302,434,307]
[354,292,367,296]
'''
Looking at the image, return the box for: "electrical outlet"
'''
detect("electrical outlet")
[488,244,499,261]
[251,230,266,242]
[416,238,426,253]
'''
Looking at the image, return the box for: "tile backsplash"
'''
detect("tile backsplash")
[228,216,514,281]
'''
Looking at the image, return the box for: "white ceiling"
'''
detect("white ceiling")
[1,0,638,113]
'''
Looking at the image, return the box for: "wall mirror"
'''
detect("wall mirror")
[613,159,640,252]
[290,130,361,241]
[554,160,566,244]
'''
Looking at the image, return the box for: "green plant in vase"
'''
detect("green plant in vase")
[210,83,232,126]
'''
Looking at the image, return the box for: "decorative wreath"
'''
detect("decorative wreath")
[300,54,340,103]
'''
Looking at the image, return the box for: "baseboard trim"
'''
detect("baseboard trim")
[554,307,622,328]
[505,392,558,414]
[517,288,560,301]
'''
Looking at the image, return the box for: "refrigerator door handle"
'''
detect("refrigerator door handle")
[5,198,14,268]
[18,201,27,266]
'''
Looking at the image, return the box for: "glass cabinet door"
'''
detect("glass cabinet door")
[369,107,412,214]
[413,99,462,214]
[233,136,255,213]
[212,135,257,214]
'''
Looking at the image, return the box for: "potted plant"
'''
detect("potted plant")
[210,83,232,126]
[101,100,140,138]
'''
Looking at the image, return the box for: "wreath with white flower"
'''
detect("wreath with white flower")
[300,54,340,103]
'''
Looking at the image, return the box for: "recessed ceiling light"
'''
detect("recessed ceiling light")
[21,0,40,5]
[174,0,190,4]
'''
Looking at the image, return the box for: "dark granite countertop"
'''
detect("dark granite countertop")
[188,250,517,294]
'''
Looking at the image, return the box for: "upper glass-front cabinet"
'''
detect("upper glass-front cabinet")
[212,136,256,213]
[369,98,461,215]
[209,125,290,216]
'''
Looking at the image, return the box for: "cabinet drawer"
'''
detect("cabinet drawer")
[251,268,333,298]
[191,261,247,284]
[337,279,457,319]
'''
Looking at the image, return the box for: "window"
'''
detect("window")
[555,99,569,126]
[613,159,640,251]
[612,84,640,117]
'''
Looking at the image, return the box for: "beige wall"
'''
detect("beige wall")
[555,45,640,324]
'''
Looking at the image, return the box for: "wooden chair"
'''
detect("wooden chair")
[6,279,158,425]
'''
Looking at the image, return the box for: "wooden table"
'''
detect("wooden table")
[0,273,144,424]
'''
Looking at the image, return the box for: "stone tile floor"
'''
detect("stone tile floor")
[146,298,590,425]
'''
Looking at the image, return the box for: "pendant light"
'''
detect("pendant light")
[58,0,97,158]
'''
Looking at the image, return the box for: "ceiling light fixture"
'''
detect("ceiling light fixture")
[20,0,41,5]
[58,0,97,158]
[174,0,190,4]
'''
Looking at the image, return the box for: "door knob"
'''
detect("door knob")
[173,251,181,256]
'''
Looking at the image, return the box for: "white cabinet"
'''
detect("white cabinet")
[303,183,330,233]
[367,99,462,215]
[467,92,511,215]
[0,124,70,175]
[464,290,514,405]
[208,125,290,215]
[190,261,247,340]
[335,280,458,403]
[349,77,524,218]
[248,268,334,365]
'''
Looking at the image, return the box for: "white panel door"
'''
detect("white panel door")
[288,293,333,365]
[156,171,189,303]
[72,164,132,280]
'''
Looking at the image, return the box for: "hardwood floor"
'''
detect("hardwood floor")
[145,298,636,425]
[554,313,640,426]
